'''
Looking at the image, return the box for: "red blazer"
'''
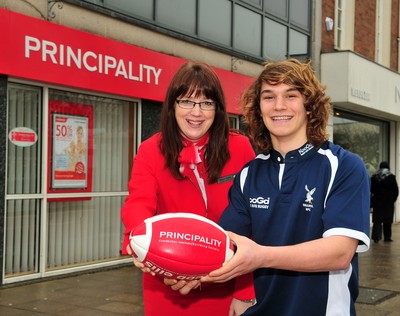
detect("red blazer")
[121,131,255,315]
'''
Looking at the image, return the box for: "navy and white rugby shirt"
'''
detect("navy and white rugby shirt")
[219,141,371,316]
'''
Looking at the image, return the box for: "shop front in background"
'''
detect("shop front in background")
[0,8,254,284]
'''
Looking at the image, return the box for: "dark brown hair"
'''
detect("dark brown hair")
[241,58,331,153]
[159,61,230,183]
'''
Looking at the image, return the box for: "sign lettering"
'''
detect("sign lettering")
[25,36,162,85]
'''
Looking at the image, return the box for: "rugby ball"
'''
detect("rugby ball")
[129,213,236,280]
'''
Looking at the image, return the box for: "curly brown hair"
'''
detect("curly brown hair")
[241,59,331,153]
[159,61,230,183]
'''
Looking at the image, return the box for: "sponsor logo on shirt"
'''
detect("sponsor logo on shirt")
[303,185,316,211]
[298,143,314,156]
[249,196,270,209]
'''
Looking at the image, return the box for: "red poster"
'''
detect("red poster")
[48,101,93,194]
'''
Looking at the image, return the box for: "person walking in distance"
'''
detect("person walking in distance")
[371,161,399,243]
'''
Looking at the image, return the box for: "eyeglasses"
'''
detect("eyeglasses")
[176,99,216,111]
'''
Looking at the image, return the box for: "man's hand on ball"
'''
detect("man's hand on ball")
[164,278,201,295]
[201,231,261,283]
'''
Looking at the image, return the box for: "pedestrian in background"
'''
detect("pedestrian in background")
[371,161,399,243]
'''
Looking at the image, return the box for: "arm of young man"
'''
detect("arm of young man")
[201,232,359,283]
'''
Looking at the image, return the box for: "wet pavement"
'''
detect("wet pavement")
[0,223,399,315]
[356,223,400,315]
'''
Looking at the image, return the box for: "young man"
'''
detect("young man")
[202,59,371,315]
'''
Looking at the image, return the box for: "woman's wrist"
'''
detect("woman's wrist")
[238,298,256,304]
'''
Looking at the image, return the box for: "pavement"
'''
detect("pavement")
[0,223,400,315]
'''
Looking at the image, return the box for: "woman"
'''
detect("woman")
[121,61,256,315]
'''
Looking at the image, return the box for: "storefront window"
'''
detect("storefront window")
[45,90,134,269]
[7,83,42,195]
[4,199,40,276]
[47,196,125,269]
[49,90,133,193]
[229,115,239,130]
[6,83,42,277]
[5,85,136,280]
[141,100,161,142]
[333,110,389,176]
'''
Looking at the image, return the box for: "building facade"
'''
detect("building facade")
[1,0,399,286]
[0,0,312,285]
[320,0,400,222]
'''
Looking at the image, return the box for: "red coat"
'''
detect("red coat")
[121,131,255,316]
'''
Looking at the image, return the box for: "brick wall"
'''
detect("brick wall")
[321,0,400,70]
[321,0,335,52]
[354,0,376,60]
[391,0,399,71]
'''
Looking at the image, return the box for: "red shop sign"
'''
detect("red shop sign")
[0,8,254,114]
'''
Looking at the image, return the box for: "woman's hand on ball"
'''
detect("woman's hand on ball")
[126,245,155,276]
[164,278,201,295]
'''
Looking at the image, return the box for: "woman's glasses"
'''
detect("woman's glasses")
[176,99,216,111]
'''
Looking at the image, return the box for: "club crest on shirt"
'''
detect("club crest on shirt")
[303,185,316,211]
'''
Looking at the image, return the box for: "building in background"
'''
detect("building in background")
[0,0,312,285]
[320,0,400,222]
[2,0,399,287]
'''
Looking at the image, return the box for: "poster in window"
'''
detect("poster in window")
[48,100,93,193]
